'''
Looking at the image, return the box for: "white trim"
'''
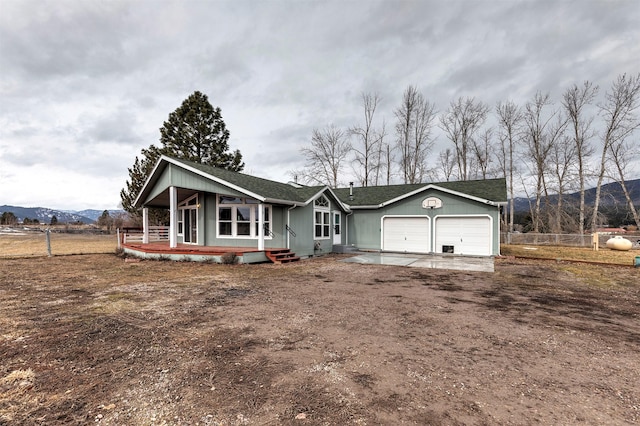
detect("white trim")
[258,203,264,250]
[313,203,331,240]
[216,196,273,240]
[177,194,199,241]
[380,215,431,253]
[332,210,341,245]
[347,184,501,210]
[303,187,351,212]
[142,208,149,244]
[169,186,178,248]
[433,214,493,256]
[166,155,266,202]
[133,157,167,208]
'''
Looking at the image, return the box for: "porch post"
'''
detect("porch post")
[142,207,149,244]
[257,203,265,250]
[169,186,178,248]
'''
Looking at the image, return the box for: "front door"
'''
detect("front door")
[332,211,341,245]
[183,208,198,244]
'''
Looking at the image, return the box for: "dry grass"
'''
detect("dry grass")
[0,233,117,258]
[502,244,640,266]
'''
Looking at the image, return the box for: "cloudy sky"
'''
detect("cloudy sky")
[1,0,638,211]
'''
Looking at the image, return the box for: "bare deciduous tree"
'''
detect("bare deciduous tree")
[593,73,640,229]
[562,81,598,234]
[395,85,437,184]
[522,92,568,233]
[431,148,456,182]
[496,100,523,233]
[440,97,489,181]
[548,135,578,233]
[608,137,640,228]
[293,124,352,188]
[372,121,390,186]
[381,137,394,185]
[472,127,494,179]
[351,93,385,187]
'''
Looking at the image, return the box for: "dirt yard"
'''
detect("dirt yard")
[1,254,639,425]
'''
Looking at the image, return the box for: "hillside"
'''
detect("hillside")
[512,179,640,212]
[0,205,95,224]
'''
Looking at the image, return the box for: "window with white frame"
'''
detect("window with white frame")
[217,195,272,238]
[314,195,330,239]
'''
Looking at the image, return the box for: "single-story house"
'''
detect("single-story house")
[127,155,507,262]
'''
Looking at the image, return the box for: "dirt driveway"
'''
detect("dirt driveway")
[1,254,639,425]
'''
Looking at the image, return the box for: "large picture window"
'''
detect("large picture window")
[314,196,330,239]
[217,196,272,238]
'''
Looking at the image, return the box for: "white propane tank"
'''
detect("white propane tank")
[605,235,633,251]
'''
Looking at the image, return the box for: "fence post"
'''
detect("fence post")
[46,229,52,257]
[117,228,121,250]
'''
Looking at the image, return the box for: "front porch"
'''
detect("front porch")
[121,240,300,264]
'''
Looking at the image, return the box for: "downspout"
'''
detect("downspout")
[345,210,353,246]
[346,182,354,246]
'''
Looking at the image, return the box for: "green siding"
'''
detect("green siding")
[288,204,314,257]
[167,164,247,198]
[137,157,505,258]
[347,188,501,255]
[144,167,172,204]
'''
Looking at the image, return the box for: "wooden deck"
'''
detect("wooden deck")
[122,241,263,255]
[121,241,299,264]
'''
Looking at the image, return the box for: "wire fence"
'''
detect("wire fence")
[0,228,118,258]
[501,232,640,248]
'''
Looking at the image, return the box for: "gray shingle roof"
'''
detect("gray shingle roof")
[333,178,507,206]
[170,157,321,203]
[165,157,507,207]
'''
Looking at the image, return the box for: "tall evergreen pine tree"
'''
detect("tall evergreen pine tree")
[120,92,244,220]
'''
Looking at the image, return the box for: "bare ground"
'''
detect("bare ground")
[1,254,639,425]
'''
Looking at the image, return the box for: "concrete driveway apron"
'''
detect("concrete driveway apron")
[341,252,494,272]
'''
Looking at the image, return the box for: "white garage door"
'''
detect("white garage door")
[383,217,430,253]
[435,216,492,256]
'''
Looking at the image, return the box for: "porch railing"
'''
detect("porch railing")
[122,226,170,244]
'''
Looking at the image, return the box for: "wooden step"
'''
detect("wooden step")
[266,249,300,264]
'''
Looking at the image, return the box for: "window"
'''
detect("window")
[219,207,232,236]
[236,206,251,236]
[314,196,330,239]
[315,196,329,207]
[217,196,272,238]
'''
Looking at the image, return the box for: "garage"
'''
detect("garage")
[382,216,430,253]
[434,216,492,256]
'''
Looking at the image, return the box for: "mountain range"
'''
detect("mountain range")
[0,206,125,224]
[512,179,640,212]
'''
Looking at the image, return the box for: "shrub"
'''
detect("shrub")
[220,252,237,265]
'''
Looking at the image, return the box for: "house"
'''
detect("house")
[126,155,507,262]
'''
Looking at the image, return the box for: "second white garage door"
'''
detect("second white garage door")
[382,217,430,253]
[434,216,492,256]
